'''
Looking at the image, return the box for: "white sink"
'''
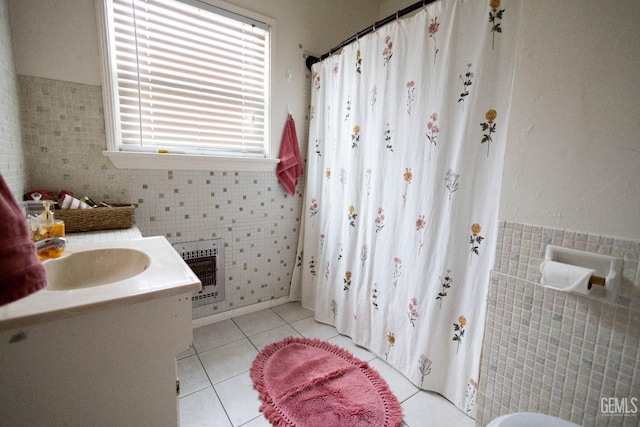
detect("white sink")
[0,236,201,331]
[44,248,151,291]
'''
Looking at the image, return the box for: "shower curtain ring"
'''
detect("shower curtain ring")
[396,11,400,22]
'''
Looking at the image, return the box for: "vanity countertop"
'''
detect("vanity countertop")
[0,235,201,332]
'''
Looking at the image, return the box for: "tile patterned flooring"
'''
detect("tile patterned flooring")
[178,302,474,427]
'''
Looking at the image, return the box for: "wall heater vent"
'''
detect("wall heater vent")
[173,239,225,307]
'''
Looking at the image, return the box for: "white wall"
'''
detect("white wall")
[501,0,640,240]
[9,0,101,85]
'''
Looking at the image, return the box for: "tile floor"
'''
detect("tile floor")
[177,302,475,427]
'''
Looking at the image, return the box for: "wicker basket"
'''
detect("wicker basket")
[54,204,135,233]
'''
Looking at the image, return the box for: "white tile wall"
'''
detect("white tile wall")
[477,221,640,427]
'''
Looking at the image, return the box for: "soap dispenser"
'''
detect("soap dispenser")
[29,199,65,259]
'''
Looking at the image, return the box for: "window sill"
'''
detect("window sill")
[102,151,280,172]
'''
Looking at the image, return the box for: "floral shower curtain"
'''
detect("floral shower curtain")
[291,0,521,417]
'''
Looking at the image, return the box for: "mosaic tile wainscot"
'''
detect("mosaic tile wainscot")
[477,221,640,427]
[131,170,304,319]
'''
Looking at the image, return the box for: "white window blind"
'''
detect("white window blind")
[106,0,270,157]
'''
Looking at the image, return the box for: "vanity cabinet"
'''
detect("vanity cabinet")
[0,294,193,426]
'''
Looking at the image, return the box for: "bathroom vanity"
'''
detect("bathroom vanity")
[0,235,201,426]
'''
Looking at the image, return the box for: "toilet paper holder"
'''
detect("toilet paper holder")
[544,245,623,300]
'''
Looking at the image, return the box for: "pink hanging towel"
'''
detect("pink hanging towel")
[276,114,303,196]
[0,174,47,306]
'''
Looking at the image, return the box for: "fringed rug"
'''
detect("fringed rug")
[250,337,403,427]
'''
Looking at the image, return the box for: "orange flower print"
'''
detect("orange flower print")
[489,0,505,49]
[385,331,396,360]
[351,125,361,149]
[469,223,484,263]
[348,205,357,227]
[325,168,331,179]
[402,168,413,207]
[480,109,497,156]
[355,48,362,74]
[453,314,467,354]
[343,270,352,291]
[471,223,481,235]
[426,113,440,161]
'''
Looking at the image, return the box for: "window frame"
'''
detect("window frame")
[96,0,278,171]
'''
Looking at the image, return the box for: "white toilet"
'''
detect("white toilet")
[487,412,581,427]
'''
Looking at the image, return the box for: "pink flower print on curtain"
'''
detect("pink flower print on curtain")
[416,215,426,254]
[465,378,478,413]
[429,17,440,64]
[408,297,419,327]
[406,81,416,115]
[309,198,318,227]
[382,35,393,80]
[426,113,440,161]
[375,208,385,233]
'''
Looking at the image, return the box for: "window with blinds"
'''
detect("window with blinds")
[103,0,270,158]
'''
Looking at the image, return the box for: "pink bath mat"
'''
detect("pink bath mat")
[250,336,403,427]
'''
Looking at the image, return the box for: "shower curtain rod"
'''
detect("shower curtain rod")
[305,0,438,71]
